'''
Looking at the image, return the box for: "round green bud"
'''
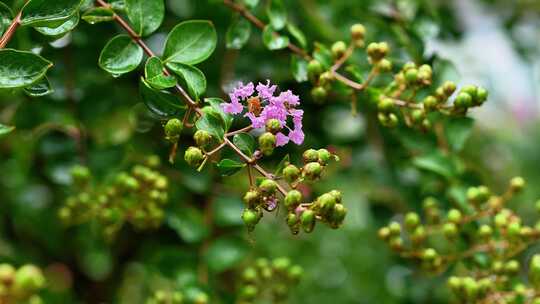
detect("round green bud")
[272,257,291,271]
[303,149,319,163]
[405,69,418,84]
[165,118,183,139]
[259,179,277,194]
[419,64,432,75]
[184,147,204,168]
[243,190,260,207]
[443,222,458,239]
[478,224,493,240]
[535,199,540,213]
[286,213,300,234]
[258,132,276,156]
[494,212,508,228]
[529,255,540,286]
[350,24,366,41]
[172,292,184,303]
[443,81,457,96]
[423,96,438,111]
[303,162,322,180]
[307,60,323,80]
[0,264,15,284]
[389,237,403,251]
[367,42,389,62]
[388,221,401,236]
[311,86,327,103]
[404,212,420,230]
[317,148,333,165]
[330,204,347,227]
[507,222,522,238]
[476,87,488,104]
[193,292,208,304]
[387,113,399,128]
[265,118,282,134]
[403,62,416,70]
[300,209,316,233]
[70,165,90,182]
[288,265,303,282]
[510,176,525,193]
[318,71,334,86]
[504,260,520,275]
[462,85,478,99]
[284,190,302,209]
[411,109,424,123]
[378,227,391,241]
[331,41,347,59]
[283,164,300,183]
[455,92,472,108]
[378,59,392,72]
[378,97,395,113]
[194,130,213,147]
[242,208,262,231]
[411,226,427,244]
[422,248,437,261]
[378,42,390,57]
[58,207,72,222]
[447,209,462,224]
[317,193,337,214]
[463,277,479,300]
[13,265,45,292]
[239,284,258,300]
[329,190,342,204]
[447,276,462,292]
[242,266,258,282]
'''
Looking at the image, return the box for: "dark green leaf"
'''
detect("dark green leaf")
[166,62,206,100]
[287,22,307,48]
[23,76,53,97]
[445,117,474,152]
[98,35,143,76]
[144,57,176,90]
[139,78,186,118]
[233,133,255,156]
[290,56,308,82]
[21,0,82,27]
[34,13,79,37]
[167,207,209,243]
[205,97,233,132]
[226,17,251,50]
[195,106,226,140]
[413,151,456,179]
[266,0,287,30]
[0,2,13,37]
[125,0,164,37]
[213,196,243,227]
[216,159,246,176]
[163,20,217,65]
[0,124,15,138]
[204,237,248,273]
[313,42,333,68]
[262,25,289,50]
[82,7,114,24]
[0,49,52,89]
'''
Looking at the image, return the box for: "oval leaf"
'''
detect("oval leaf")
[99,35,143,76]
[217,159,246,177]
[139,78,185,118]
[34,13,79,37]
[145,57,177,90]
[266,0,287,30]
[166,62,206,100]
[226,17,251,50]
[23,76,53,97]
[0,49,52,89]
[233,133,255,156]
[21,0,82,27]
[125,0,164,37]
[262,25,289,50]
[82,7,115,24]
[0,2,13,37]
[163,20,217,65]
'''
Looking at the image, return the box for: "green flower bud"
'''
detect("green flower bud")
[303,162,322,180]
[172,292,184,303]
[303,149,319,163]
[243,190,260,207]
[504,260,520,275]
[70,165,90,183]
[447,209,462,224]
[510,176,525,193]
[307,60,323,81]
[318,71,334,86]
[478,224,493,240]
[329,190,342,204]
[242,208,262,232]
[378,97,395,112]
[331,41,347,59]
[529,255,540,287]
[317,148,332,165]
[367,42,389,62]
[423,95,438,111]
[0,264,15,284]
[287,213,300,234]
[242,266,258,282]
[193,292,208,304]
[507,222,521,238]
[462,85,478,99]
[13,265,45,292]
[239,284,258,300]
[476,87,488,104]
[300,209,316,233]
[330,204,347,227]
[387,113,398,128]
[443,222,458,239]
[389,237,403,251]
[265,118,282,134]
[463,277,479,300]
[411,109,425,123]
[494,212,509,228]
[447,276,462,293]
[378,59,392,72]
[272,257,291,272]
[194,130,212,147]
[311,86,327,103]
[259,132,276,156]
[443,81,457,96]
[403,62,416,70]
[283,164,300,183]
[350,24,366,41]
[422,248,437,261]
[411,226,427,244]
[455,92,472,108]
[378,227,391,241]
[404,212,420,230]
[317,193,337,214]
[388,221,401,236]
[165,118,183,140]
[285,190,302,209]
[288,265,303,282]
[184,146,204,168]
[259,179,277,194]
[405,68,418,85]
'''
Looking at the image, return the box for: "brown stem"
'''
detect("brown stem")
[0,11,22,49]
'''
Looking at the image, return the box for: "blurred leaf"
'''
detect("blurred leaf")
[82,7,115,24]
[413,151,456,179]
[213,196,243,227]
[445,117,474,152]
[226,17,251,50]
[166,62,207,100]
[163,20,217,65]
[0,124,15,138]
[266,0,287,30]
[287,22,307,49]
[290,56,308,82]
[144,57,177,90]
[139,78,186,118]
[0,49,52,88]
[233,133,255,156]
[125,0,164,37]
[0,2,13,37]
[204,237,248,273]
[167,207,209,243]
[23,76,53,97]
[21,0,82,27]
[34,12,79,37]
[274,154,290,176]
[313,42,332,68]
[217,159,245,176]
[242,0,259,8]
[262,25,289,50]
[99,35,143,76]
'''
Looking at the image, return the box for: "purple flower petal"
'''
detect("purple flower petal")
[256,80,277,100]
[289,128,304,145]
[275,132,289,146]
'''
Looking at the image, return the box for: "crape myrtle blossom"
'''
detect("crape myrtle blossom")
[221,80,304,146]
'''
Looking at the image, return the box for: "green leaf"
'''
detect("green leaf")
[21,0,82,27]
[226,17,251,50]
[125,0,164,37]
[216,159,246,176]
[266,0,287,30]
[262,25,289,50]
[139,78,186,118]
[274,154,290,176]
[0,49,52,89]
[445,117,474,152]
[287,22,307,49]
[167,207,209,243]
[290,56,308,82]
[144,57,176,90]
[213,196,243,227]
[0,2,13,37]
[82,7,114,24]
[413,151,456,179]
[0,124,15,138]
[99,35,143,76]
[242,0,259,8]
[23,76,53,97]
[204,237,248,273]
[205,97,233,132]
[195,106,226,140]
[163,20,217,65]
[166,62,206,100]
[313,42,333,69]
[34,13,79,37]
[233,133,255,156]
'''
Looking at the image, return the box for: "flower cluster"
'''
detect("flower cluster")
[59,156,169,240]
[221,81,304,146]
[237,257,303,304]
[0,264,45,304]
[378,177,540,303]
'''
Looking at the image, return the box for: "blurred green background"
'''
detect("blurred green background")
[1,0,540,303]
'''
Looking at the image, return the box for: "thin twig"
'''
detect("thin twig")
[0,11,22,49]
